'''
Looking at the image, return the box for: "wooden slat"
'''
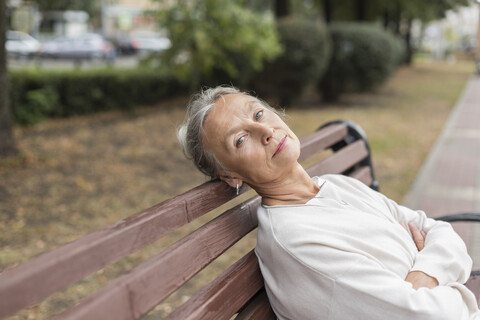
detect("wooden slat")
[0,122,345,319]
[235,290,276,320]
[0,121,359,319]
[306,140,368,177]
[298,123,347,162]
[167,251,264,320]
[466,275,480,308]
[0,180,240,319]
[57,197,261,320]
[349,166,373,186]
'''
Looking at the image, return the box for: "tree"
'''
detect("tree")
[380,0,470,64]
[0,0,18,157]
[31,0,101,27]
[314,0,470,64]
[154,0,282,92]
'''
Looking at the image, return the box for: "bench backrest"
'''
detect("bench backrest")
[0,120,377,319]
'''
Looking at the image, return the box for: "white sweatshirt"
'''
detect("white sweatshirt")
[255,174,480,320]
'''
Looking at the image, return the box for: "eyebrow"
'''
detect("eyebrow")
[224,100,258,137]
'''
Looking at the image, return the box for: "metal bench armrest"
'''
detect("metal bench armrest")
[435,213,480,223]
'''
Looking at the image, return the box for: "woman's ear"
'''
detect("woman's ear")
[219,175,243,189]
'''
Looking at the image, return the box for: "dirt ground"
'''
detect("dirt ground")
[0,60,474,319]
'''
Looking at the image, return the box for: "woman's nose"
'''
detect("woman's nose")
[258,125,274,145]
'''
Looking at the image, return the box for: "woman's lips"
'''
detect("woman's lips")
[272,136,287,158]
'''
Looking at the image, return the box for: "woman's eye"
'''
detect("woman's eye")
[255,111,263,120]
[236,136,245,147]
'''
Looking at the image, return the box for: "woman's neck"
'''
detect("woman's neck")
[253,163,320,206]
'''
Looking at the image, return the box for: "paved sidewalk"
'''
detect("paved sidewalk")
[405,75,480,268]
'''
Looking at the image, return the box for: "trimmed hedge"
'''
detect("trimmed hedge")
[319,23,405,101]
[250,17,332,106]
[9,68,187,125]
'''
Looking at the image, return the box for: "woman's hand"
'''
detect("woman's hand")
[404,222,439,289]
[409,222,426,251]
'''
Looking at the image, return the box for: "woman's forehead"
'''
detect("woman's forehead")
[215,93,258,111]
[203,95,256,145]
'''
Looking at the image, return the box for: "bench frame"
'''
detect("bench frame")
[0,120,478,319]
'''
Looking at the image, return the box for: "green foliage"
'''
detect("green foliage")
[250,17,332,106]
[15,87,58,125]
[153,0,282,90]
[9,68,186,125]
[319,22,404,101]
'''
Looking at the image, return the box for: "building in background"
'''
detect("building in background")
[101,0,161,38]
[420,4,479,61]
[38,11,89,39]
[7,0,163,39]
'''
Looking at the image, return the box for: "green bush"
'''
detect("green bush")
[9,68,186,125]
[319,23,404,101]
[250,17,331,106]
[14,87,58,125]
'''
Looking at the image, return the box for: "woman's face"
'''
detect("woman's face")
[203,93,300,186]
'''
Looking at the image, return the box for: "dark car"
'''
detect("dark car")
[109,34,138,55]
[110,31,171,56]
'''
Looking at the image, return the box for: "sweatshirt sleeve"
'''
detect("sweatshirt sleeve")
[269,219,479,320]
[329,254,479,320]
[336,174,472,285]
[381,195,472,285]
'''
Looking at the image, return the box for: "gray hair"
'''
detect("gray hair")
[177,85,279,179]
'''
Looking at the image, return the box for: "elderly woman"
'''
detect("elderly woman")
[178,86,480,319]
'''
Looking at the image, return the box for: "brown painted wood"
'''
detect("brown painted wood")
[167,251,264,320]
[306,140,368,177]
[298,123,347,162]
[57,197,261,320]
[350,166,373,186]
[0,180,239,319]
[235,290,276,320]
[0,123,348,319]
[0,122,370,319]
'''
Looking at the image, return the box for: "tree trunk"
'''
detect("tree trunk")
[404,17,414,65]
[323,0,332,23]
[0,0,18,157]
[275,0,290,18]
[393,4,401,35]
[356,0,367,21]
[382,10,390,30]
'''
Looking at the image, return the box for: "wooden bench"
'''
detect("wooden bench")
[0,120,478,319]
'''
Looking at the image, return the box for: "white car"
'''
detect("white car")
[6,31,40,58]
[130,31,171,53]
[39,33,116,61]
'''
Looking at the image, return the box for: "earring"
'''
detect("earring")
[236,183,239,196]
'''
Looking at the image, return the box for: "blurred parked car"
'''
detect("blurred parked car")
[39,33,116,61]
[129,31,171,53]
[6,31,40,58]
[108,34,138,55]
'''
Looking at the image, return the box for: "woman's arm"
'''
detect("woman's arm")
[329,255,478,320]
[383,196,472,285]
[336,174,472,285]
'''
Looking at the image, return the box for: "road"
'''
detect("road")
[7,55,140,70]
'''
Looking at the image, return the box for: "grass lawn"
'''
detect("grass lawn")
[0,59,474,319]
